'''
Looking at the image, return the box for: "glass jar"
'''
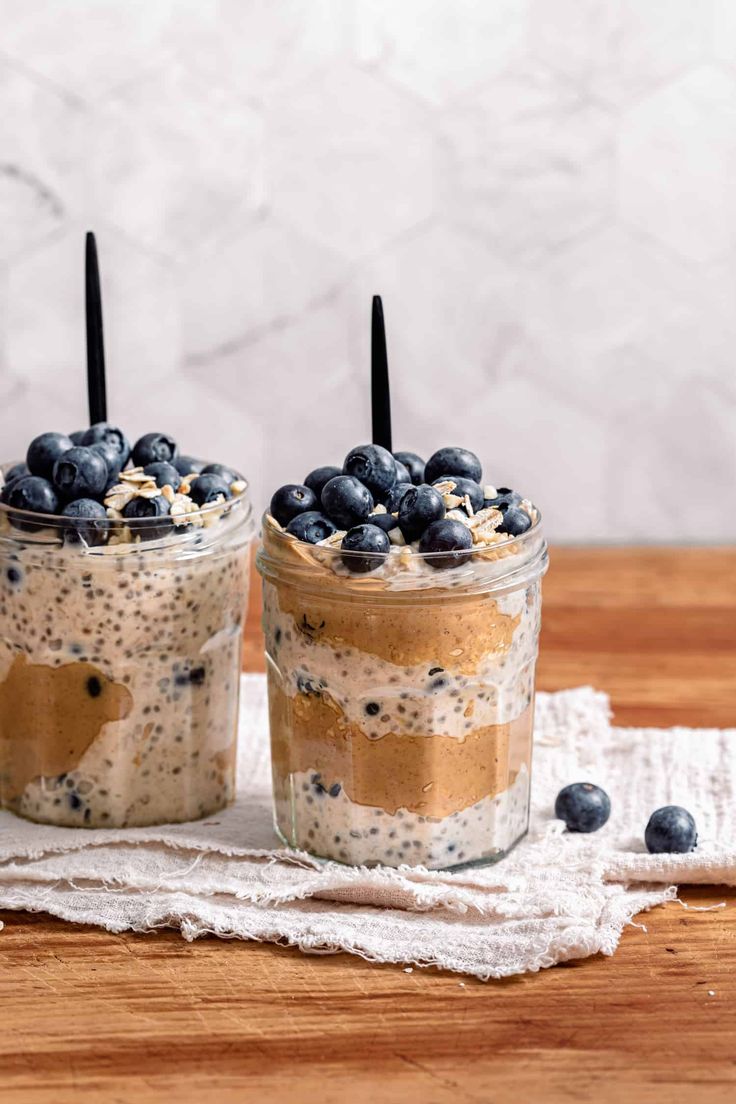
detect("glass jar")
[257,515,548,870]
[0,473,254,827]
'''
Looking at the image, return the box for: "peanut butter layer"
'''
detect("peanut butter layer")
[273,581,519,675]
[0,654,133,800]
[268,683,532,818]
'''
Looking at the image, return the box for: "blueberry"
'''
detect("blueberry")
[144,461,182,492]
[304,465,342,499]
[80,422,130,465]
[424,447,482,485]
[286,510,337,544]
[123,496,171,521]
[555,783,611,833]
[394,458,412,484]
[428,674,449,692]
[62,498,109,546]
[86,676,102,697]
[173,455,205,476]
[432,475,484,512]
[645,806,697,854]
[201,462,238,486]
[26,432,74,480]
[343,444,397,499]
[52,447,108,500]
[190,473,232,506]
[497,506,532,536]
[321,475,373,529]
[175,665,206,687]
[123,495,172,539]
[90,441,123,484]
[270,483,318,526]
[3,474,59,516]
[296,674,321,696]
[3,462,28,486]
[393,451,425,485]
[385,481,414,513]
[367,512,398,533]
[484,487,522,511]
[69,430,86,446]
[365,701,380,716]
[6,566,21,585]
[419,518,473,569]
[397,484,445,542]
[341,523,390,573]
[2,474,59,525]
[131,432,178,467]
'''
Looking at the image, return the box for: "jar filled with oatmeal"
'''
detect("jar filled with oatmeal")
[258,444,547,869]
[0,436,253,828]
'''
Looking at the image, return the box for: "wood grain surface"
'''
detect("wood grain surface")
[2,547,735,1104]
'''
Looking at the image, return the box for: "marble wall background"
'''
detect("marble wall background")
[1,0,735,542]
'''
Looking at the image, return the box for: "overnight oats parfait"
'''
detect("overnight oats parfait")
[0,425,253,827]
[258,444,548,870]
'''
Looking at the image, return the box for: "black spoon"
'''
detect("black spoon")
[371,294,392,453]
[85,231,107,425]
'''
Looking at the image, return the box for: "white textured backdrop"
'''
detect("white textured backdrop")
[1,0,735,542]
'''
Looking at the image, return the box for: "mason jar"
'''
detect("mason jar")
[257,515,548,870]
[0,471,253,827]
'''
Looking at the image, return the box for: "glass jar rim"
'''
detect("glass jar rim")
[0,467,253,556]
[257,510,548,598]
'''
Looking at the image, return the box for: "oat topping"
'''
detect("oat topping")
[96,466,247,541]
[1,422,251,561]
[267,445,537,579]
[118,469,154,486]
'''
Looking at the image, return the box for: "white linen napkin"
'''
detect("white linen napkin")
[0,675,732,979]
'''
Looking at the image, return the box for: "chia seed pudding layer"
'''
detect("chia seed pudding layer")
[258,515,547,870]
[281,765,530,868]
[0,495,253,828]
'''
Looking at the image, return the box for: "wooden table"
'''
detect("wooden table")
[2,548,735,1103]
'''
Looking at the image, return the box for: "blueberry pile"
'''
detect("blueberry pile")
[554,783,698,854]
[0,424,242,545]
[270,444,533,573]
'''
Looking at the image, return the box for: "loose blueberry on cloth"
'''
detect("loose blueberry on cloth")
[555,783,612,833]
[0,677,734,980]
